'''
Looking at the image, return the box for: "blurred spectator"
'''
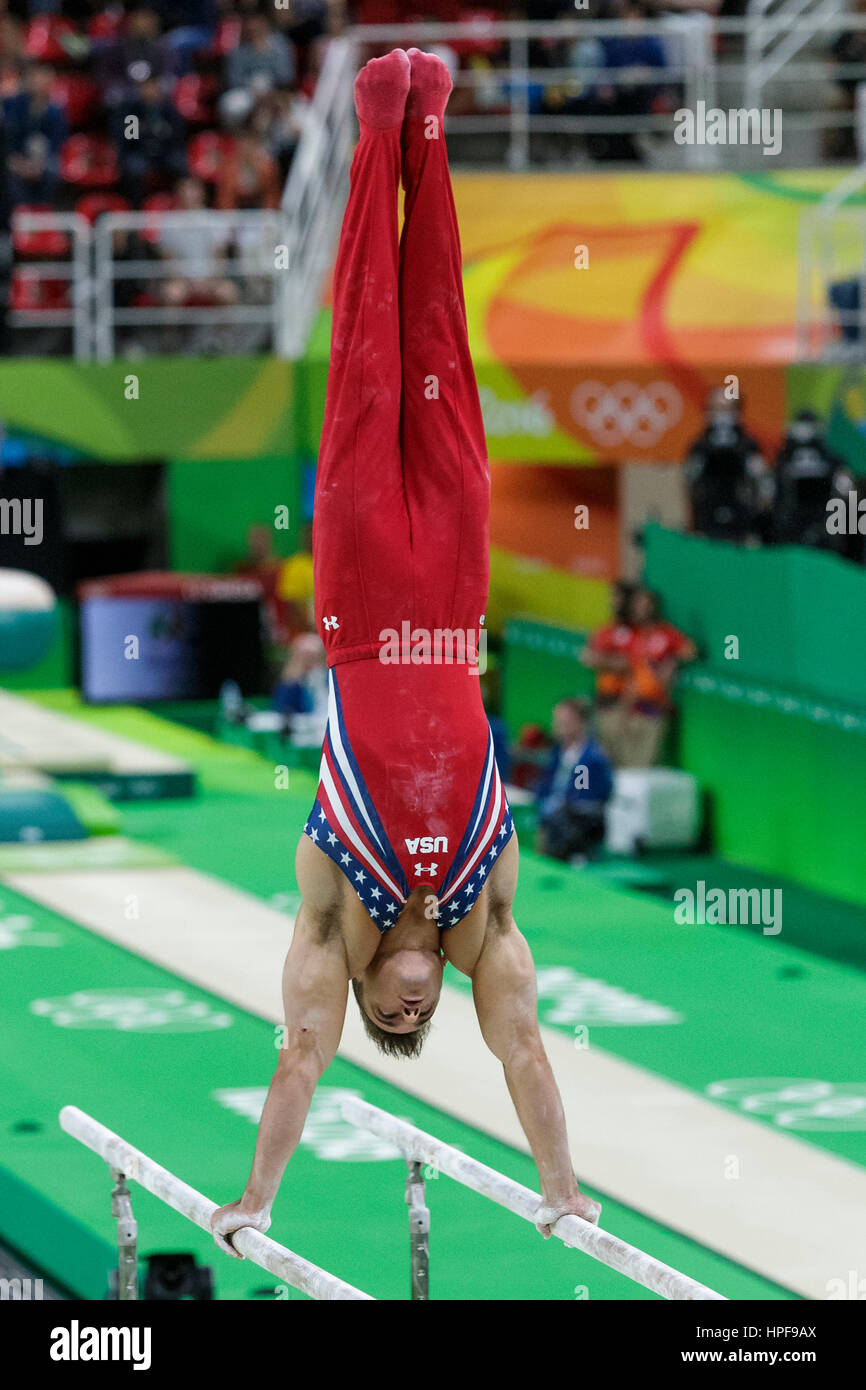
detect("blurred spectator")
[215,125,281,209]
[153,0,217,74]
[96,7,174,109]
[276,523,315,639]
[771,410,852,553]
[581,586,695,767]
[157,174,239,306]
[3,63,67,205]
[111,74,186,204]
[479,668,510,782]
[535,697,613,861]
[234,520,295,647]
[592,0,668,162]
[223,12,295,123]
[683,388,771,543]
[273,631,328,721]
[249,87,311,181]
[0,12,23,68]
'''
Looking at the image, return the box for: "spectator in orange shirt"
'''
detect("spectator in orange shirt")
[215,127,281,210]
[580,585,696,767]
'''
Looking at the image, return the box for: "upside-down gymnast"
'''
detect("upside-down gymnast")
[212,47,601,1257]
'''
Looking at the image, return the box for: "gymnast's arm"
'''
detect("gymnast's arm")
[210,848,349,1257]
[470,869,601,1232]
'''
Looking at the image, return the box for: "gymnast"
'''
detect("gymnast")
[212,47,601,1257]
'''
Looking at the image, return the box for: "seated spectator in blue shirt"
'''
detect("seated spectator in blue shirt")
[3,64,67,205]
[592,0,668,162]
[273,632,327,721]
[535,697,613,861]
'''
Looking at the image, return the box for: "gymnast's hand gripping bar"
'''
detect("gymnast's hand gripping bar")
[59,1105,374,1301]
[342,1096,727,1301]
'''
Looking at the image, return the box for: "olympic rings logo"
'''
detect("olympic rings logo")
[570,379,683,447]
[707,1078,866,1131]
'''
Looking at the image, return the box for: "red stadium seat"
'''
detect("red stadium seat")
[51,73,102,127]
[12,206,70,259]
[173,74,219,125]
[450,9,504,58]
[10,270,71,313]
[186,131,235,183]
[141,191,177,243]
[60,134,119,189]
[75,193,132,224]
[24,16,80,63]
[210,16,241,57]
[87,11,125,42]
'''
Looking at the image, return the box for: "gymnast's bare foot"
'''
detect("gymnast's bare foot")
[354,48,411,130]
[405,47,453,125]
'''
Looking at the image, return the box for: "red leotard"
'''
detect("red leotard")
[304,60,513,928]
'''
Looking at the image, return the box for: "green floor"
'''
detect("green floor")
[2,693,865,1299]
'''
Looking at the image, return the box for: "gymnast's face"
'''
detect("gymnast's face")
[361,949,443,1033]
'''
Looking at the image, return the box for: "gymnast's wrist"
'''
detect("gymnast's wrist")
[239,1189,274,1218]
[541,1180,581,1208]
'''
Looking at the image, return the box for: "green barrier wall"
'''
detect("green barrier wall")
[166,453,301,572]
[503,618,866,906]
[503,618,594,736]
[677,672,866,906]
[643,525,866,708]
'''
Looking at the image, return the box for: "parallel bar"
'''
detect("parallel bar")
[59,1106,373,1302]
[342,1098,725,1302]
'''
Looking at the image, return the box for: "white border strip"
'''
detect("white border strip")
[342,1097,725,1301]
[59,1106,373,1302]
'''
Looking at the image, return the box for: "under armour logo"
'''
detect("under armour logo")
[479,614,486,626]
[322,616,340,631]
[414,862,438,877]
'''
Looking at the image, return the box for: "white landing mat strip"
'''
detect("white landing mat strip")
[0,691,188,777]
[8,864,866,1300]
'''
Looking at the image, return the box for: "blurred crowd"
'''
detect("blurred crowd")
[0,0,347,345]
[0,2,344,215]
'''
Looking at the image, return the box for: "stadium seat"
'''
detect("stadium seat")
[173,74,219,126]
[23,16,80,63]
[141,192,177,243]
[187,131,235,183]
[87,10,125,43]
[210,16,241,56]
[10,271,71,313]
[59,134,119,189]
[75,193,132,225]
[12,207,69,260]
[51,73,102,128]
[450,10,504,58]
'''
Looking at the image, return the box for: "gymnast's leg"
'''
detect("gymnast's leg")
[398,49,490,639]
[313,49,413,666]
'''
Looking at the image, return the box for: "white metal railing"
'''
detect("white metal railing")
[342,1096,727,1301]
[59,1105,374,1300]
[352,15,866,169]
[797,162,866,357]
[277,35,359,358]
[745,0,846,110]
[91,209,288,363]
[9,211,92,361]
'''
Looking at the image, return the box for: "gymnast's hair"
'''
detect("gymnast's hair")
[351,978,431,1059]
